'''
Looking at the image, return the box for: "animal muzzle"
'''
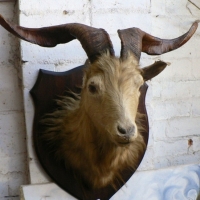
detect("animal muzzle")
[117,125,136,144]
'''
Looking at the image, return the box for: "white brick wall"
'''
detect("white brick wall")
[0,1,28,199]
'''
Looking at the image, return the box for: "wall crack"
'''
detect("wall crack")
[188,0,200,10]
[186,0,200,16]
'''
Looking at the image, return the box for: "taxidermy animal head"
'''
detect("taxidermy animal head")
[0,15,199,189]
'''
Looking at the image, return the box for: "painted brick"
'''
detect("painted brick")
[0,2,16,18]
[151,16,181,38]
[20,40,87,65]
[149,59,194,83]
[0,173,9,198]
[19,11,90,27]
[7,171,25,197]
[169,151,200,167]
[190,0,200,8]
[29,159,50,184]
[191,98,200,117]
[150,100,190,120]
[0,3,28,196]
[151,0,166,16]
[24,112,50,184]
[0,129,26,158]
[149,81,193,101]
[55,59,87,72]
[0,154,27,175]
[23,111,35,159]
[0,89,23,112]
[186,0,200,17]
[190,81,200,98]
[150,119,167,141]
[0,66,20,90]
[92,0,150,11]
[147,128,154,147]
[0,38,18,64]
[0,112,25,135]
[191,58,200,80]
[19,0,89,12]
[92,12,152,34]
[154,139,189,158]
[138,147,154,171]
[154,156,172,169]
[145,81,154,103]
[165,0,189,16]
[109,34,122,57]
[139,57,154,67]
[191,136,200,152]
[24,110,51,183]
[166,117,200,138]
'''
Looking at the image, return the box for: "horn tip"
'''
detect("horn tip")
[193,20,200,27]
[166,62,171,66]
[0,14,3,20]
[156,60,169,67]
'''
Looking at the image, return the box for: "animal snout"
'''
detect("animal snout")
[117,125,135,136]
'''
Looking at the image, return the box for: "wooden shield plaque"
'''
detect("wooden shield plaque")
[30,64,149,200]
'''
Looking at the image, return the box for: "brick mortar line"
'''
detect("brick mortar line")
[20,9,84,16]
[92,8,150,14]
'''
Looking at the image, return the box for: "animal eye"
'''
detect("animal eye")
[88,84,98,94]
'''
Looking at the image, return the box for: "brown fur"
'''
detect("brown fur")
[42,52,146,189]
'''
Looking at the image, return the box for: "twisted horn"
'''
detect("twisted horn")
[0,14,115,63]
[118,20,200,61]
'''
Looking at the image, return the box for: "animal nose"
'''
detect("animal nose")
[117,125,135,136]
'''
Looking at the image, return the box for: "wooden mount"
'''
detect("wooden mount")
[30,65,149,200]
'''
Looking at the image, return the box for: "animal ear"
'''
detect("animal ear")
[141,61,168,81]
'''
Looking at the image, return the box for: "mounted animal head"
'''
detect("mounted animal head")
[0,15,199,145]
